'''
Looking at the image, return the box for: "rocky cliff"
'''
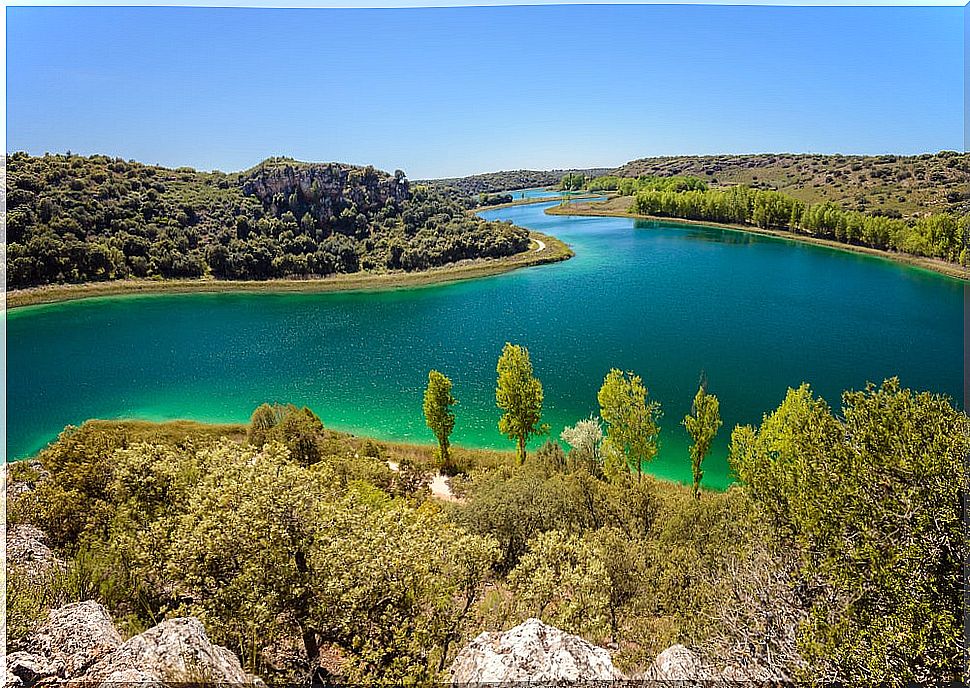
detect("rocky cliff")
[241,159,409,223]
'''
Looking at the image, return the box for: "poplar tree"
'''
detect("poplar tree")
[495,343,548,464]
[423,370,457,471]
[597,368,661,479]
[682,377,722,499]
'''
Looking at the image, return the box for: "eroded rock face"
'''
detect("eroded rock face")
[241,162,408,223]
[6,460,48,502]
[449,618,624,684]
[4,652,64,687]
[646,644,708,681]
[83,617,253,685]
[6,525,64,579]
[9,602,260,687]
[27,601,123,678]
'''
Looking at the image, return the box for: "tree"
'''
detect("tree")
[682,377,722,499]
[423,370,457,471]
[248,402,282,447]
[597,369,661,479]
[507,529,611,639]
[730,379,970,684]
[495,343,549,464]
[560,416,604,474]
[269,406,326,466]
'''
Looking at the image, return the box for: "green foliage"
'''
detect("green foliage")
[6,153,530,289]
[248,403,326,466]
[248,402,283,446]
[597,369,661,478]
[495,343,549,464]
[613,152,970,217]
[507,530,611,639]
[631,184,804,230]
[629,180,969,263]
[19,426,500,683]
[682,380,722,499]
[559,173,586,191]
[23,424,149,549]
[730,379,970,684]
[454,448,742,663]
[427,169,607,198]
[14,372,969,682]
[477,192,513,206]
[423,370,457,471]
[588,174,708,194]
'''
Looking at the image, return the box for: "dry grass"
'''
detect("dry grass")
[611,152,970,217]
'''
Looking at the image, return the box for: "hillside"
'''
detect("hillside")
[610,152,970,218]
[8,376,968,685]
[6,154,530,290]
[423,168,610,197]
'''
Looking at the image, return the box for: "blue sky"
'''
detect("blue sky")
[6,4,964,178]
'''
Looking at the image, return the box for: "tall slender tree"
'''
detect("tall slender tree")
[495,343,548,464]
[682,376,722,499]
[423,370,457,471]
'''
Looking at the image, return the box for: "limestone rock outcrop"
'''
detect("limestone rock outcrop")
[6,460,48,501]
[26,601,122,678]
[82,617,254,685]
[6,525,64,580]
[8,601,260,687]
[449,618,624,683]
[241,161,408,223]
[643,643,710,682]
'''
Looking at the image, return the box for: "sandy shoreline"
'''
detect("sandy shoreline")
[7,230,573,310]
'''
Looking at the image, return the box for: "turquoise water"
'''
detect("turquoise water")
[507,188,561,200]
[7,201,964,488]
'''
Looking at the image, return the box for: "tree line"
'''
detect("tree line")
[6,153,531,289]
[562,171,969,265]
[583,174,709,195]
[424,343,719,495]
[628,183,969,264]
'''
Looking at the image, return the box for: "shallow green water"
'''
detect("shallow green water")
[7,198,964,488]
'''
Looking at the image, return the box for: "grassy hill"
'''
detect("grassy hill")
[6,153,531,290]
[610,152,970,218]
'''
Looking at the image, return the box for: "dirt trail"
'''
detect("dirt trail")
[387,460,459,502]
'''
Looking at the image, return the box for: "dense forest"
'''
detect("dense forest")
[610,152,970,217]
[8,343,967,686]
[6,153,531,289]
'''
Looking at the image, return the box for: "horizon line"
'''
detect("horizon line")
[8,148,965,180]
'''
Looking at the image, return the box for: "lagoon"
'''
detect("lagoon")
[6,198,964,488]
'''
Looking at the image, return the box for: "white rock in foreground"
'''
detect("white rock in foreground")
[647,644,707,681]
[10,601,260,687]
[27,600,123,678]
[450,618,623,683]
[83,617,255,685]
